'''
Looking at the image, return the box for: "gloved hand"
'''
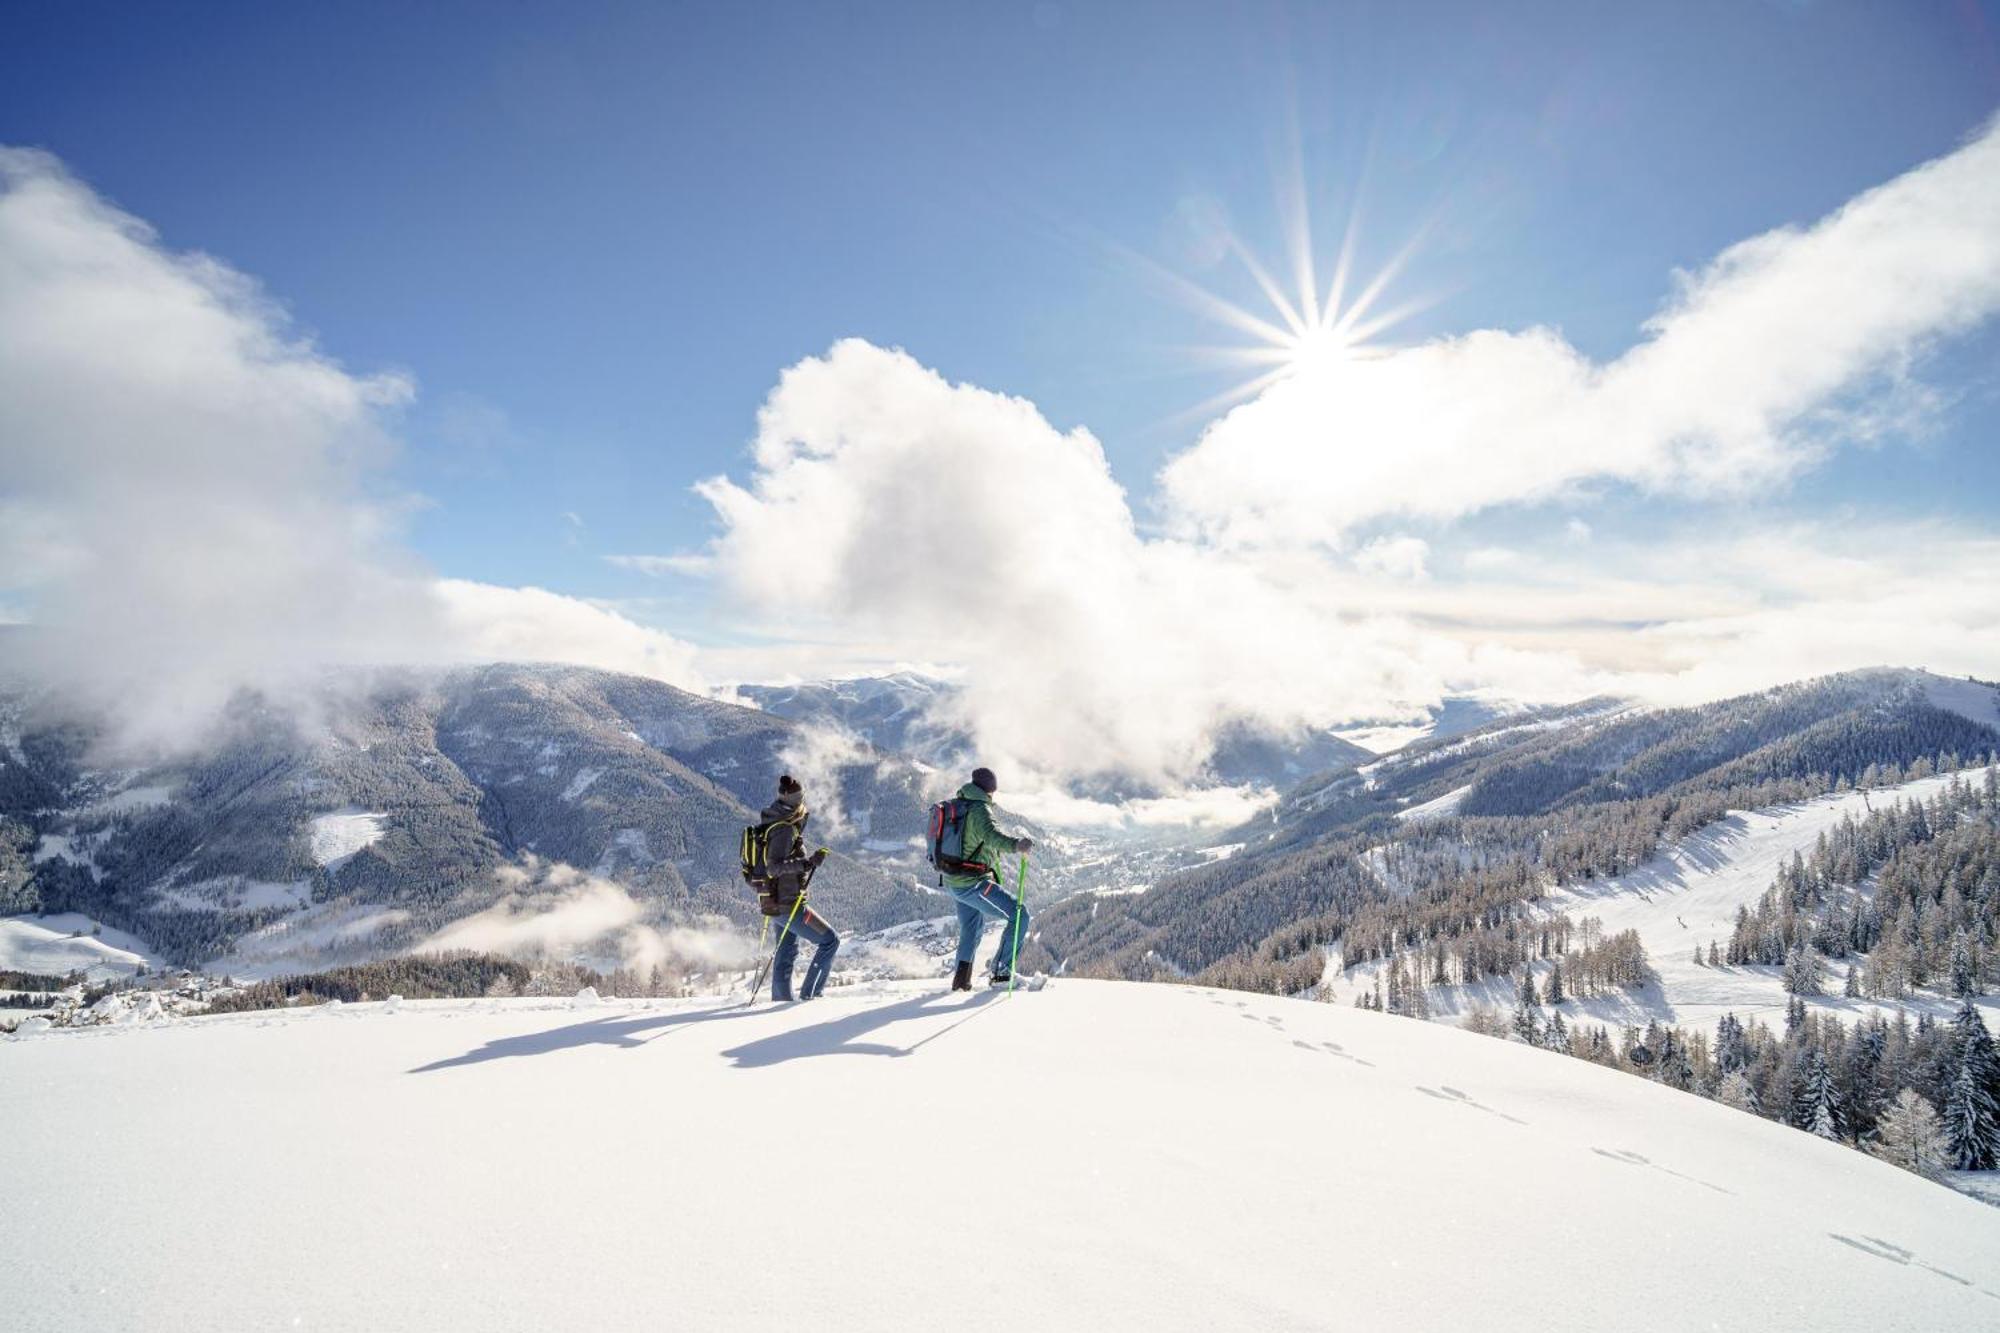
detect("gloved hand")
[809,847,829,869]
[1016,837,1034,854]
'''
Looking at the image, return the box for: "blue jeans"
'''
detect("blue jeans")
[772,907,839,1001]
[950,879,1029,974]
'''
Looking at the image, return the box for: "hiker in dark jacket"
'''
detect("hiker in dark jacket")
[941,767,1033,991]
[759,775,838,1001]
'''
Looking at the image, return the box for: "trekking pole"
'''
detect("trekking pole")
[1008,853,1028,996]
[748,894,805,1004]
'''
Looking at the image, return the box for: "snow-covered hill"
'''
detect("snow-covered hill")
[6,980,1998,1330]
[1335,767,2000,1033]
[0,911,161,981]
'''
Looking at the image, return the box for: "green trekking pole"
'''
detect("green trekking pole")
[1008,853,1028,996]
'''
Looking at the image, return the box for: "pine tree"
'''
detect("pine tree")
[1783,943,1824,997]
[1867,1089,1951,1181]
[1795,1049,1843,1140]
[1949,930,1978,999]
[1544,959,1565,1005]
[1716,1071,1761,1115]
[1543,1009,1570,1053]
[1512,972,1542,1045]
[1943,1001,2000,1170]
[1843,964,1860,998]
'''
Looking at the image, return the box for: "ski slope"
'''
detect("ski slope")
[1538,767,1998,1030]
[6,980,1998,1330]
[1335,768,2000,1033]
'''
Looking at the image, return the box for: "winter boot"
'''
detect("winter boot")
[951,960,974,992]
[988,966,1012,987]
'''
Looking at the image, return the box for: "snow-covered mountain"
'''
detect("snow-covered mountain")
[6,978,1997,1329]
[0,664,942,977]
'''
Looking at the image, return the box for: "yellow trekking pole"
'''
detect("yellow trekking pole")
[748,893,805,1004]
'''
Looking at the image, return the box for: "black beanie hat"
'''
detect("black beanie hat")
[778,774,803,797]
[971,767,997,794]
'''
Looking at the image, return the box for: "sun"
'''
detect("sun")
[1284,323,1355,382]
[1111,164,1438,426]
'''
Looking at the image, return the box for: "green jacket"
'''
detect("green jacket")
[942,783,1026,890]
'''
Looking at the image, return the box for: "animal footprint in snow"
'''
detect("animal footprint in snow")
[1832,1232,1992,1288]
[1416,1085,1527,1125]
[1319,1040,1374,1066]
[1592,1147,1732,1195]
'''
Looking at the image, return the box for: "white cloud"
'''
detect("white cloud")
[416,858,753,973]
[0,148,705,751]
[1353,535,1430,580]
[690,339,1500,787]
[432,579,702,691]
[606,552,713,577]
[1161,116,2000,545]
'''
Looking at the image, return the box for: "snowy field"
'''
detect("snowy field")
[1336,768,2000,1033]
[0,913,161,981]
[5,980,1999,1331]
[308,809,389,872]
[1537,767,2000,1030]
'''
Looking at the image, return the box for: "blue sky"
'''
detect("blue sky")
[5,2,2000,778]
[9,2,1998,598]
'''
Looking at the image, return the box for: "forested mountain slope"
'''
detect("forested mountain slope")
[1031,670,2000,984]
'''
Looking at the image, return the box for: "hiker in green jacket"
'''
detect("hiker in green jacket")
[941,767,1033,991]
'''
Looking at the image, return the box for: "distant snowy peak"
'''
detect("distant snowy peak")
[1334,693,1545,755]
[736,672,962,758]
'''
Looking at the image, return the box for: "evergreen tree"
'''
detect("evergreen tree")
[1545,959,1565,1005]
[1795,1049,1843,1140]
[1716,1071,1761,1115]
[1843,964,1860,998]
[1782,943,1823,997]
[1511,971,1543,1044]
[1949,930,1978,999]
[1543,1009,1570,1053]
[1943,1001,2000,1170]
[1867,1089,1951,1181]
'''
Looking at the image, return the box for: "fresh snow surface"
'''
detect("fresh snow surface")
[0,913,162,981]
[5,981,1998,1330]
[1395,783,1471,822]
[308,810,388,872]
